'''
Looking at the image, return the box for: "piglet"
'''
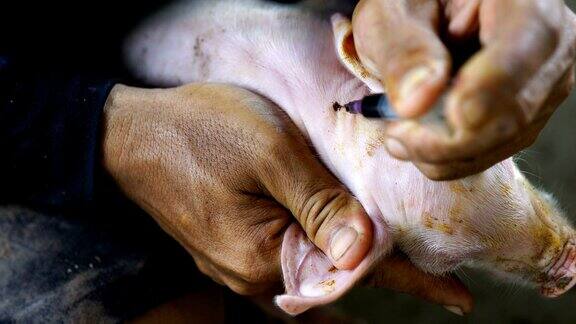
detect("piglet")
[124,0,576,316]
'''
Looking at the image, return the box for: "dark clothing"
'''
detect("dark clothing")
[0,57,116,209]
[0,2,193,321]
[0,1,166,209]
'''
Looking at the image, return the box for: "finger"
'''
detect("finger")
[258,136,373,270]
[518,9,576,121]
[352,0,450,117]
[389,59,575,169]
[414,117,549,180]
[409,62,574,180]
[366,254,473,315]
[446,0,561,131]
[446,0,481,39]
[538,63,576,115]
[197,235,281,296]
[386,0,565,164]
[385,106,519,164]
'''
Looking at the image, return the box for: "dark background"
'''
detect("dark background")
[336,1,576,322]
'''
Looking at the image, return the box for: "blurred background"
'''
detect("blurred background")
[336,1,576,322]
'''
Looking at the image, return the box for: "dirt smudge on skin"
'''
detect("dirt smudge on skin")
[366,134,387,157]
[529,220,563,263]
[318,279,336,293]
[341,32,368,79]
[423,211,455,235]
[526,184,565,264]
[440,223,454,235]
[449,181,474,195]
[193,36,209,77]
[423,212,434,229]
[328,266,337,273]
[449,199,464,224]
[500,183,512,197]
[193,29,221,79]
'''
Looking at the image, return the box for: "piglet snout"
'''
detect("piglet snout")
[541,238,576,298]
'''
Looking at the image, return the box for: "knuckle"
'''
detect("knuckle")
[233,283,271,296]
[225,273,273,296]
[527,2,562,42]
[234,254,276,287]
[419,165,452,181]
[411,138,449,163]
[196,262,210,276]
[296,188,350,242]
[193,258,225,286]
[227,282,256,296]
[259,132,307,168]
[519,131,539,149]
[418,163,472,181]
[237,268,263,286]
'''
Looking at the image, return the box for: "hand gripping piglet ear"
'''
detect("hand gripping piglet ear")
[275,223,392,315]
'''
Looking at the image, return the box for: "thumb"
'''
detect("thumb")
[258,140,373,270]
[352,0,450,117]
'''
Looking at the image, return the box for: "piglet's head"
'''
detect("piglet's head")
[468,165,576,298]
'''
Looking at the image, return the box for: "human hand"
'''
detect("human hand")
[101,83,472,312]
[101,83,372,294]
[353,0,576,180]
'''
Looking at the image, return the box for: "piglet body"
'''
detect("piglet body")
[125,0,576,315]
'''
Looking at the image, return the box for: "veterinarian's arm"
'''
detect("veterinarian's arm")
[353,0,576,180]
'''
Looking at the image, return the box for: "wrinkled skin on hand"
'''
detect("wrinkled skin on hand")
[102,83,373,295]
[353,0,576,180]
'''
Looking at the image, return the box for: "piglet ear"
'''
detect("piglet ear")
[331,14,384,93]
[275,223,391,315]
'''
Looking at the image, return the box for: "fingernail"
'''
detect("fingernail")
[330,226,358,261]
[443,305,464,316]
[385,138,409,160]
[398,66,433,104]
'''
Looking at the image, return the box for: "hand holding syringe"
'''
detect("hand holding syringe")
[351,0,576,180]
